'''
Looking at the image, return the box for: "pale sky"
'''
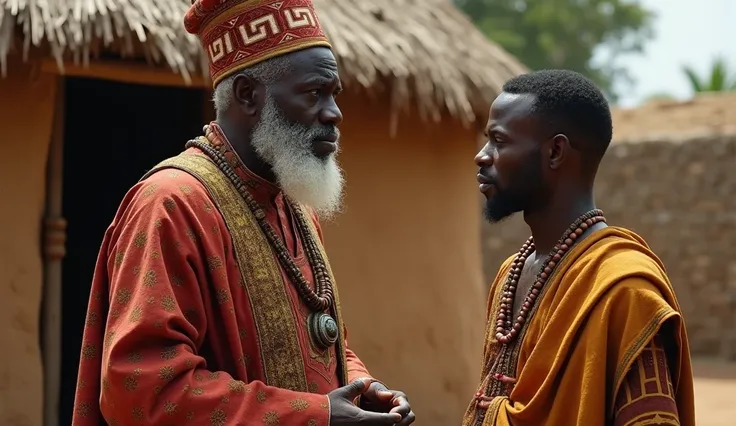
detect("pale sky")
[606,0,736,107]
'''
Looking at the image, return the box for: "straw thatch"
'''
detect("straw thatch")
[611,92,736,143]
[0,0,527,124]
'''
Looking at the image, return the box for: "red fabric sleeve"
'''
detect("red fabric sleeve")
[74,173,330,425]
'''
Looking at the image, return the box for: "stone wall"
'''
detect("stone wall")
[482,133,736,359]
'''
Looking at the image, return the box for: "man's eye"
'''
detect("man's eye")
[309,89,320,97]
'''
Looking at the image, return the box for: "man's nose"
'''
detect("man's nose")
[319,98,343,126]
[475,144,493,167]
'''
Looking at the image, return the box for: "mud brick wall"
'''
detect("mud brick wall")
[482,134,736,359]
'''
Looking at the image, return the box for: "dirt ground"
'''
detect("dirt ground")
[693,359,736,426]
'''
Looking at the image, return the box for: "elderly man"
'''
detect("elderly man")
[463,70,696,426]
[71,1,414,425]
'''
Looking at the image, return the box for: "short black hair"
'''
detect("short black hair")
[502,69,613,163]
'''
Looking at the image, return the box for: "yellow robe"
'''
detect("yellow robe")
[463,227,696,426]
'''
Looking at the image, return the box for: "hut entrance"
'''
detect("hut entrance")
[58,76,207,424]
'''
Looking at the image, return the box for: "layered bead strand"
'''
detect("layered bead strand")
[185,137,334,312]
[495,209,605,344]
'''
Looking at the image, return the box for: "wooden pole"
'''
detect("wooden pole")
[42,77,66,426]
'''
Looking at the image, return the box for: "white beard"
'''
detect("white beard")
[250,93,345,220]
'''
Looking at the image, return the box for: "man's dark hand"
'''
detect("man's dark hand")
[328,379,402,425]
[358,382,416,425]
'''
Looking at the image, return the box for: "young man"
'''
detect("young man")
[71,1,414,425]
[464,69,695,426]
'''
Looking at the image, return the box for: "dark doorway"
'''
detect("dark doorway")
[59,76,207,425]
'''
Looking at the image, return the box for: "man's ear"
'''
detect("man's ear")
[232,74,263,117]
[548,133,570,170]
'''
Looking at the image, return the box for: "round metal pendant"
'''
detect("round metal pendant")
[308,312,339,350]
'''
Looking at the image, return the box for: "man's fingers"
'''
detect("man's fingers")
[396,411,416,426]
[343,378,370,399]
[388,397,410,415]
[359,411,402,424]
[391,393,408,406]
[375,390,394,401]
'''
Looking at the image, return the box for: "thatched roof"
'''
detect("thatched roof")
[612,92,736,143]
[0,0,526,124]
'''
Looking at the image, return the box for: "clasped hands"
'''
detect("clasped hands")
[328,378,415,425]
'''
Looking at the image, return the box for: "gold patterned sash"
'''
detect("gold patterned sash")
[140,152,348,390]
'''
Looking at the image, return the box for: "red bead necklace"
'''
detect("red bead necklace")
[184,136,335,312]
[494,209,605,344]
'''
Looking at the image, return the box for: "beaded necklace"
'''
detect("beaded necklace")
[479,209,606,402]
[184,135,339,349]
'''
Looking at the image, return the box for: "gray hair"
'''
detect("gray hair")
[212,55,292,114]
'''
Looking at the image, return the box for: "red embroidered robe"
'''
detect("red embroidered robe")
[72,127,373,426]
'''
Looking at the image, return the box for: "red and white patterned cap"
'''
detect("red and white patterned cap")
[184,0,331,86]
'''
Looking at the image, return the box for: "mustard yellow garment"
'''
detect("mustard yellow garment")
[462,227,695,426]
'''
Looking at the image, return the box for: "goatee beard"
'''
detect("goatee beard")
[250,94,345,220]
[483,194,522,223]
[482,149,546,224]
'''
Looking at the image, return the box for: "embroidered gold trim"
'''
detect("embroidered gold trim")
[472,243,591,425]
[462,263,511,426]
[484,397,506,426]
[141,154,309,391]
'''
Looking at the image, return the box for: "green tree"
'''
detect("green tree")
[455,0,655,102]
[682,57,736,94]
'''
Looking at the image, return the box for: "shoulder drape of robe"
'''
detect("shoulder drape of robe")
[72,154,372,426]
[463,227,696,426]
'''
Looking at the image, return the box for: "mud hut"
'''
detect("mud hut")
[0,1,526,425]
